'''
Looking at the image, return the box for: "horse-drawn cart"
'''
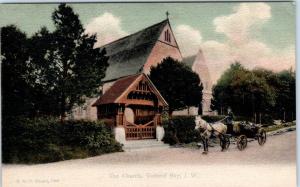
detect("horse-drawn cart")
[195,116,267,153]
[224,121,267,150]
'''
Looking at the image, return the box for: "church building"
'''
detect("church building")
[171,49,214,116]
[70,17,214,141]
[71,18,182,121]
[191,49,214,115]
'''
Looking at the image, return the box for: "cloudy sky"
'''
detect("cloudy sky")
[0,2,295,83]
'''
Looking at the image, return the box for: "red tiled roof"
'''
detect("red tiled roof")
[92,74,141,106]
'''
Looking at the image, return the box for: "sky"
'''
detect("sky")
[0,2,296,83]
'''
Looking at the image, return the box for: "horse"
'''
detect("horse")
[194,115,228,154]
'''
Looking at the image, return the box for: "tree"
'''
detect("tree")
[273,70,295,121]
[149,57,203,115]
[211,63,276,118]
[1,25,35,117]
[28,4,109,119]
[26,27,59,116]
[279,70,295,119]
[212,63,295,122]
[252,68,295,121]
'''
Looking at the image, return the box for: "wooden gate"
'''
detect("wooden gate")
[125,120,156,140]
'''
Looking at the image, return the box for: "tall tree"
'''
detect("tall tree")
[149,57,203,115]
[27,27,60,116]
[1,25,34,117]
[274,70,295,120]
[28,4,109,119]
[211,63,276,118]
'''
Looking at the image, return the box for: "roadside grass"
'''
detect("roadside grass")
[181,142,200,149]
[265,121,296,132]
[179,121,296,150]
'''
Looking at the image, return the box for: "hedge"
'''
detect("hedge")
[202,115,274,125]
[162,116,201,145]
[2,117,122,164]
[201,115,226,123]
[162,114,275,146]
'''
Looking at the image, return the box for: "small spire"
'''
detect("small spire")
[166,11,169,19]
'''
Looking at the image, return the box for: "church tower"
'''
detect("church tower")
[192,49,214,115]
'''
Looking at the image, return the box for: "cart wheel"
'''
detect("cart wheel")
[237,135,247,151]
[257,129,267,145]
[220,135,230,151]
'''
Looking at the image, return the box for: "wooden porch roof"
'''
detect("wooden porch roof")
[92,73,168,107]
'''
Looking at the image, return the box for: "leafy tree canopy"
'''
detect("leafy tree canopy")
[1,4,109,118]
[149,57,203,115]
[1,25,36,117]
[49,4,108,118]
[211,62,295,121]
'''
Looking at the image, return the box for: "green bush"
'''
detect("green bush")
[201,115,226,123]
[201,115,273,124]
[162,116,201,145]
[233,114,273,125]
[260,114,274,125]
[202,115,253,123]
[2,116,122,164]
[234,115,252,122]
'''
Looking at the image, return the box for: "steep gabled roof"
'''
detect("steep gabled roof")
[92,74,140,105]
[182,55,196,68]
[92,73,168,106]
[191,49,213,91]
[99,19,169,81]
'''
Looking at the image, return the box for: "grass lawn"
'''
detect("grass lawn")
[265,121,296,132]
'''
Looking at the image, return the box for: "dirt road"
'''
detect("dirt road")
[3,131,296,187]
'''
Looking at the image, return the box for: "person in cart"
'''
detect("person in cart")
[226,110,234,125]
[224,109,234,133]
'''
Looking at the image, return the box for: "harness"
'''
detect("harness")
[206,121,226,136]
[197,117,228,136]
[207,123,215,134]
[214,117,227,124]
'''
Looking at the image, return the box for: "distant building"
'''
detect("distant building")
[192,49,214,115]
[173,49,215,116]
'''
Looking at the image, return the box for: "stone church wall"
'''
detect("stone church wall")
[69,97,98,121]
[69,80,117,121]
[143,41,182,74]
